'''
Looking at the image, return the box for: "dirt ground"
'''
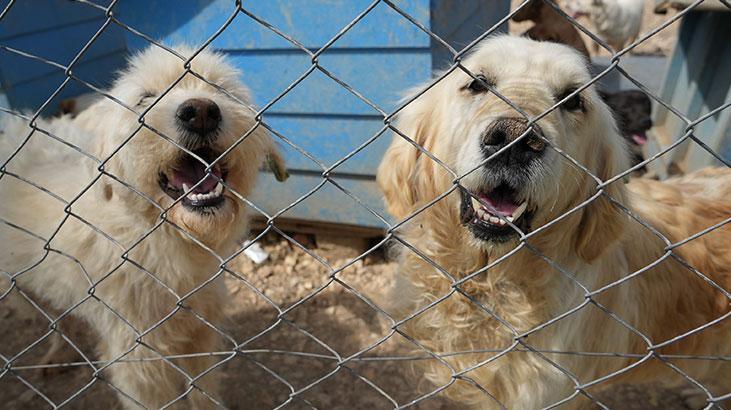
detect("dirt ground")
[0,232,454,410]
[509,0,680,57]
[0,230,702,409]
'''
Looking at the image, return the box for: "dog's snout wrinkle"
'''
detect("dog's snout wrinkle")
[176,98,221,137]
[481,118,546,166]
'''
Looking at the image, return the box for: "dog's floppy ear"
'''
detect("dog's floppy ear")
[376,96,437,220]
[265,149,288,182]
[574,124,629,262]
[256,127,288,182]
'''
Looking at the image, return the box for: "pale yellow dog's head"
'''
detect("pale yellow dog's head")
[77,45,284,247]
[378,36,629,261]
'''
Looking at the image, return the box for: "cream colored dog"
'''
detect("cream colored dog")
[0,46,282,408]
[567,0,644,51]
[377,36,730,408]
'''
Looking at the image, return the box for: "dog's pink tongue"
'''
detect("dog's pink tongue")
[478,194,519,216]
[632,132,648,146]
[172,162,221,193]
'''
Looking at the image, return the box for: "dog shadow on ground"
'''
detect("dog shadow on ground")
[0,240,699,410]
[0,273,452,409]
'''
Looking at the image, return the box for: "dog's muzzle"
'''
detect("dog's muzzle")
[459,117,544,243]
[158,147,228,213]
[481,117,546,167]
[162,98,230,214]
[176,98,222,139]
[460,184,533,243]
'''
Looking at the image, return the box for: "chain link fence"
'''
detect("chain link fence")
[1,0,730,408]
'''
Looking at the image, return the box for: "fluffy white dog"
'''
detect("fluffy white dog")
[0,46,283,408]
[377,36,730,408]
[567,0,644,51]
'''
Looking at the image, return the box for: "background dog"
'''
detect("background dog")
[567,0,644,51]
[600,89,653,174]
[377,36,730,408]
[0,45,283,408]
[511,0,591,59]
[510,0,654,176]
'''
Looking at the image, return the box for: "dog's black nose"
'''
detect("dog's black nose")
[176,98,221,136]
[482,117,546,164]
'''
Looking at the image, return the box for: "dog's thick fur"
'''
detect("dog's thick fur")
[567,0,644,51]
[0,46,281,408]
[377,36,731,408]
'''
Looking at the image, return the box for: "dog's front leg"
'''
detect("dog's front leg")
[101,344,190,410]
[105,348,220,409]
[182,355,221,409]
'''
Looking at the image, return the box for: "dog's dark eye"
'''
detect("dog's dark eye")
[557,88,584,112]
[466,74,493,93]
[136,92,155,107]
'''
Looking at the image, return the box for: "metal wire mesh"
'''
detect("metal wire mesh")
[0,0,730,408]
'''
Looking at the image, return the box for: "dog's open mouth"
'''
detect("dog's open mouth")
[158,148,228,212]
[460,183,532,242]
[631,132,648,146]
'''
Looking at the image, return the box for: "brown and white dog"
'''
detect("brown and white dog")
[377,36,730,408]
[511,0,591,59]
[0,46,283,408]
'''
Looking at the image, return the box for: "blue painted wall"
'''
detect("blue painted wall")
[0,0,509,229]
[0,0,128,110]
[653,11,731,172]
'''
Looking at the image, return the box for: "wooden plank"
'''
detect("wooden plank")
[5,52,128,112]
[664,13,719,169]
[430,0,510,69]
[653,30,686,126]
[229,50,432,115]
[265,115,391,175]
[685,16,731,170]
[716,107,731,164]
[0,21,127,86]
[248,173,390,229]
[115,0,431,51]
[249,216,385,238]
[591,55,667,94]
[0,0,104,40]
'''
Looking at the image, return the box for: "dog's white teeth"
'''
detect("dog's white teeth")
[186,185,224,203]
[512,202,528,220]
[471,197,481,210]
[475,208,507,226]
[182,183,190,193]
[506,216,514,223]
